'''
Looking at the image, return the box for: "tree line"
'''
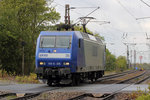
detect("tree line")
[106,49,127,72]
[0,0,60,75]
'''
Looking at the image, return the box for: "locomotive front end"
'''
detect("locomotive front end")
[35,31,75,85]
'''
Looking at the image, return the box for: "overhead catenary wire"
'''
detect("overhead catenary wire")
[53,1,108,29]
[74,7,100,25]
[115,0,137,19]
[70,7,99,9]
[140,0,150,7]
[53,2,101,23]
[136,0,150,20]
[52,2,102,33]
[115,0,145,31]
[115,0,145,33]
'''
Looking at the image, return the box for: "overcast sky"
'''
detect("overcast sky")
[52,0,150,63]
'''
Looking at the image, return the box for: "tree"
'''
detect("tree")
[115,56,127,71]
[74,25,93,34]
[94,33,104,41]
[0,0,60,75]
[105,49,116,71]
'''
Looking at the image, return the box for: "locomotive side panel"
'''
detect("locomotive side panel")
[84,40,104,70]
[101,45,106,69]
[76,40,105,72]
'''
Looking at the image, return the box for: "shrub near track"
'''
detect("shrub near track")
[135,85,150,100]
[15,73,39,84]
[0,70,39,84]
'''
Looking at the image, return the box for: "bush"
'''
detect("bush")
[15,73,39,83]
[136,94,150,100]
[130,85,150,100]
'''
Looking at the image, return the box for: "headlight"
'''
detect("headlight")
[53,50,56,52]
[40,62,44,65]
[63,62,69,65]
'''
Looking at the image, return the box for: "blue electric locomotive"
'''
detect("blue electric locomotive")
[35,31,105,85]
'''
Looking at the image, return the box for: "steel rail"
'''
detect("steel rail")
[116,71,146,84]
[101,70,149,100]
[67,93,94,100]
[69,70,148,100]
[99,70,135,81]
[11,93,40,100]
[135,71,150,84]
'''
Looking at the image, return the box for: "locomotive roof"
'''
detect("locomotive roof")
[40,31,104,45]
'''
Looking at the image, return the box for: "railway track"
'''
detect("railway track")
[0,92,41,100]
[98,70,136,82]
[0,70,148,100]
[69,70,150,100]
[91,70,137,84]
[0,92,40,100]
[11,93,41,100]
[0,87,62,100]
[0,70,131,100]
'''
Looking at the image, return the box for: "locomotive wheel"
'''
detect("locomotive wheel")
[72,77,76,86]
[47,79,52,86]
[90,72,94,82]
[90,72,97,82]
[71,74,80,86]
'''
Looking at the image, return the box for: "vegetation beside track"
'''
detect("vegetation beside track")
[0,0,60,75]
[135,85,150,100]
[0,70,39,84]
[15,73,39,83]
[117,84,150,100]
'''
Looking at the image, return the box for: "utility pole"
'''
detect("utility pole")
[130,50,132,68]
[131,43,136,69]
[65,4,70,25]
[63,5,101,32]
[146,33,150,62]
[134,50,136,69]
[123,43,129,69]
[123,43,136,69]
[127,45,129,69]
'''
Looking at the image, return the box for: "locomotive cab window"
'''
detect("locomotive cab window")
[56,36,72,48]
[40,36,55,48]
[40,35,72,48]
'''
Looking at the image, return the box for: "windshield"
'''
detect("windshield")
[40,36,55,48]
[40,36,72,48]
[56,36,71,48]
